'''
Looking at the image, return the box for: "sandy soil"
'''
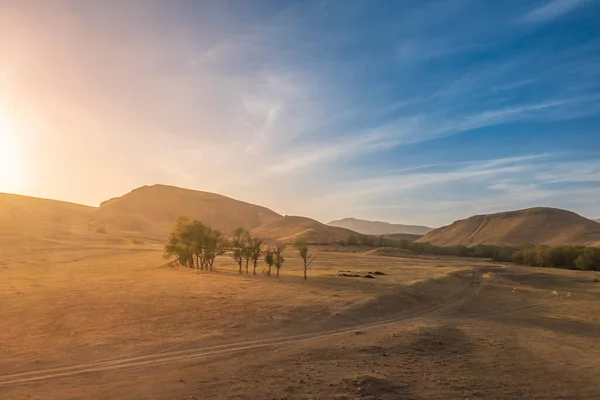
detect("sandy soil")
[1,236,599,399]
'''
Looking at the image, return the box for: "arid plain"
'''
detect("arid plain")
[1,217,600,400]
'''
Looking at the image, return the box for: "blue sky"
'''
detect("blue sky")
[1,0,599,226]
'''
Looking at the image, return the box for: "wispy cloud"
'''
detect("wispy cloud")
[300,154,600,225]
[521,0,591,24]
[3,1,599,225]
[266,96,590,174]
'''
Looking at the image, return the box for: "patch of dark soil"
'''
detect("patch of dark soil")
[339,273,361,278]
[406,325,474,356]
[358,345,386,354]
[368,271,386,275]
[363,274,376,279]
[341,374,411,399]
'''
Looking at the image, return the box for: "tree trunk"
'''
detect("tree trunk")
[268,265,272,276]
[276,268,280,278]
[245,259,249,275]
[303,261,307,280]
[238,260,242,274]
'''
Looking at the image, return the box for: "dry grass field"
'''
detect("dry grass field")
[1,230,600,399]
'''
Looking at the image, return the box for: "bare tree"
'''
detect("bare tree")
[294,239,317,280]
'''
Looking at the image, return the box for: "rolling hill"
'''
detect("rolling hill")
[89,185,283,236]
[252,216,358,243]
[327,217,432,235]
[6,186,597,248]
[0,193,93,231]
[381,233,424,242]
[417,207,600,247]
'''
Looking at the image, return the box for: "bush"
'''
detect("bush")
[574,248,600,271]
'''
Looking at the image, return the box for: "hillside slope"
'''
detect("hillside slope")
[252,216,358,243]
[381,233,424,242]
[0,193,93,231]
[417,207,600,247]
[328,217,432,235]
[89,185,283,236]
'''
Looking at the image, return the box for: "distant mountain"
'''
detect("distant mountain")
[595,219,600,223]
[327,217,432,236]
[252,216,358,244]
[417,207,600,247]
[89,184,283,236]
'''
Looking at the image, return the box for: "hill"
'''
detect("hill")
[417,207,600,247]
[252,216,358,244]
[381,233,424,242]
[327,217,432,235]
[595,219,600,223]
[89,185,283,237]
[0,193,92,232]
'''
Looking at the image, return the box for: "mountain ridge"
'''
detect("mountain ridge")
[327,217,432,235]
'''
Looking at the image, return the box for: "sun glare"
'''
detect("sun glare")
[0,109,25,193]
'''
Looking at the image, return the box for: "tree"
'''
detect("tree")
[346,234,359,246]
[189,220,208,269]
[265,249,275,277]
[574,248,600,271]
[164,216,195,267]
[164,217,226,272]
[230,227,247,274]
[242,242,253,275]
[200,227,226,271]
[249,237,264,275]
[294,240,316,280]
[273,242,286,278]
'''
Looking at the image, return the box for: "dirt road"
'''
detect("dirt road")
[2,252,599,399]
[0,271,483,387]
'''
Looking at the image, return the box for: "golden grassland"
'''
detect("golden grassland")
[1,224,600,399]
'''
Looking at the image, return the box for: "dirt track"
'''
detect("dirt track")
[0,271,483,387]
[2,249,599,399]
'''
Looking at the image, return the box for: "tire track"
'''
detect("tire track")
[0,272,483,387]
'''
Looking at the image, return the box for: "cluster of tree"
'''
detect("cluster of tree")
[164,216,226,271]
[164,217,318,279]
[339,234,599,271]
[229,227,265,275]
[511,245,600,270]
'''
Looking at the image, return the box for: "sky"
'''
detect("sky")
[0,0,599,226]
